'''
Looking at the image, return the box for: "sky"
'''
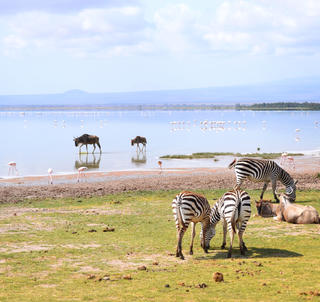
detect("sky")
[1,0,320,95]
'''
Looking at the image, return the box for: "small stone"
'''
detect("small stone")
[164,284,170,288]
[77,200,82,203]
[72,231,78,234]
[137,265,147,271]
[87,274,96,280]
[262,283,267,286]
[103,227,115,232]
[123,275,132,280]
[153,261,159,266]
[213,272,224,282]
[195,283,207,288]
[177,282,185,286]
[88,229,97,232]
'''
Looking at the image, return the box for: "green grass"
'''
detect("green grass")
[0,189,319,301]
[160,152,303,160]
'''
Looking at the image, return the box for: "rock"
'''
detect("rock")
[123,275,132,280]
[164,284,170,288]
[213,272,224,282]
[137,265,147,271]
[103,227,115,232]
[152,261,159,266]
[195,283,207,288]
[87,274,96,280]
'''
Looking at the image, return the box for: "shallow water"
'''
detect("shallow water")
[0,110,319,177]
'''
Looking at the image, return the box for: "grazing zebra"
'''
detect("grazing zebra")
[210,189,251,258]
[229,158,298,203]
[172,191,215,260]
[131,136,147,151]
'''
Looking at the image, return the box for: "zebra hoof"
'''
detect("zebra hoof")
[240,250,246,256]
[227,253,232,258]
[189,251,193,255]
[242,243,248,252]
[180,255,185,260]
[221,244,226,249]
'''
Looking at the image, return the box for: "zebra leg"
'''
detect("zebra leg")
[260,181,270,200]
[227,223,235,258]
[189,222,196,255]
[221,219,227,249]
[239,231,246,256]
[176,228,186,260]
[272,180,280,203]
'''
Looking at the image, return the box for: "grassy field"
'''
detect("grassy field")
[160,152,303,160]
[0,189,319,301]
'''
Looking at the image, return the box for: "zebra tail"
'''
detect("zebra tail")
[230,197,241,234]
[176,197,186,230]
[228,158,237,169]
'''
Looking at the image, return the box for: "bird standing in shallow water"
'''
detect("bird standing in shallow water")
[77,166,88,182]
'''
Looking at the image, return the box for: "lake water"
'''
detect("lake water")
[1,109,320,178]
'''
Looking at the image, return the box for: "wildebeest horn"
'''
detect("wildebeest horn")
[286,186,293,195]
[294,180,298,185]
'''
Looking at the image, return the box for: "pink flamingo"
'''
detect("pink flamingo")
[77,166,88,182]
[48,168,53,184]
[287,156,295,170]
[158,160,163,173]
[280,152,288,166]
[8,161,18,176]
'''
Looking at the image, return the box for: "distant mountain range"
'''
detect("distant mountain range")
[0,77,319,107]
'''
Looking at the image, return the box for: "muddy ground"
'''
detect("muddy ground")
[0,167,319,203]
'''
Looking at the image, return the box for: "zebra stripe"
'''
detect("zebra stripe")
[229,157,297,202]
[172,191,214,260]
[210,189,251,258]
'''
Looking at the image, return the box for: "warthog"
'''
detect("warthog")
[131,136,147,151]
[73,134,102,154]
[274,194,320,224]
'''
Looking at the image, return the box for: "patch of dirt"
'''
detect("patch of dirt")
[0,167,319,204]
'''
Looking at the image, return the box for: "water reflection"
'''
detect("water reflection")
[75,153,101,170]
[131,150,147,166]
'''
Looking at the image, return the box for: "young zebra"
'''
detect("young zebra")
[172,191,215,260]
[229,158,298,203]
[211,189,251,258]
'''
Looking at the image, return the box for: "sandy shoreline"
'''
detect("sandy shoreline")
[0,155,320,203]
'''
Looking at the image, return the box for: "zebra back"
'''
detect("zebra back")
[210,189,251,231]
[172,191,211,229]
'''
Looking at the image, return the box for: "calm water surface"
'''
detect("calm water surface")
[0,110,319,177]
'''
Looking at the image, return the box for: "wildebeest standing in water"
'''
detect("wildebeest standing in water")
[74,134,102,154]
[131,136,147,151]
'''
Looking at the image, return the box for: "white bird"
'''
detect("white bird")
[77,166,88,182]
[48,168,53,184]
[8,161,18,176]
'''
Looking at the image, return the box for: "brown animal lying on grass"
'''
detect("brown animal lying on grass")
[275,194,320,224]
[256,195,320,224]
[255,200,279,217]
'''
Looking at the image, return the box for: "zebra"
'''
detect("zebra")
[172,191,215,260]
[210,189,251,258]
[229,158,298,203]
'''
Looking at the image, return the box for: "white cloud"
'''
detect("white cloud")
[2,0,320,57]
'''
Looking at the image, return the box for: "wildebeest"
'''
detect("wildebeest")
[255,200,279,217]
[73,134,101,154]
[274,194,320,224]
[131,136,147,151]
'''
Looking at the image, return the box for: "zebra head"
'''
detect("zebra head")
[200,223,216,252]
[286,180,298,201]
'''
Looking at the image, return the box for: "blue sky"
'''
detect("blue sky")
[1,0,320,94]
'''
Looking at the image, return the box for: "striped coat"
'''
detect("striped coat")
[172,191,215,260]
[229,158,297,202]
[210,189,251,258]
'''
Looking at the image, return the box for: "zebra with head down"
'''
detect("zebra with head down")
[229,157,298,203]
